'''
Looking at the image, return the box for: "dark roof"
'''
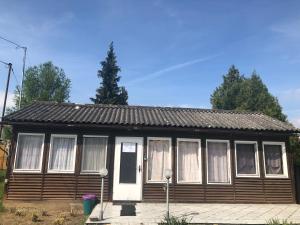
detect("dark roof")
[2,101,298,132]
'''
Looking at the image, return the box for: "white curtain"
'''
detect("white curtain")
[81,137,107,172]
[49,136,76,171]
[207,142,229,183]
[148,140,170,181]
[264,145,283,174]
[178,141,200,182]
[236,144,256,174]
[15,134,44,170]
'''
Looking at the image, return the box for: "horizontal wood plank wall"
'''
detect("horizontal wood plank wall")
[6,125,295,203]
[6,127,111,201]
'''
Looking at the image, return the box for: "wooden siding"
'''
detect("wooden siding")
[5,125,296,203]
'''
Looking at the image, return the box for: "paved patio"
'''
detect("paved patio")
[86,202,300,225]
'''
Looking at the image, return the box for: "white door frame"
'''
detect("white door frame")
[113,137,143,201]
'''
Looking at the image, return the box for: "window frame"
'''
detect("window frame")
[262,141,288,178]
[146,137,172,183]
[80,135,108,174]
[176,138,202,184]
[47,134,77,174]
[13,132,45,173]
[206,139,231,185]
[234,141,260,178]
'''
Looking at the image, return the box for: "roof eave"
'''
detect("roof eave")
[2,120,298,135]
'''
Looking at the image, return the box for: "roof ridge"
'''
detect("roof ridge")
[32,101,264,115]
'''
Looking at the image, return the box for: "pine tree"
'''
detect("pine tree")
[90,42,128,105]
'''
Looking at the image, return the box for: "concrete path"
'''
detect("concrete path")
[86,203,300,225]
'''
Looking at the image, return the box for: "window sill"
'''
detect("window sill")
[207,182,232,185]
[265,174,289,179]
[13,169,42,173]
[80,172,101,175]
[47,170,75,174]
[236,174,260,178]
[177,181,202,184]
[146,180,173,184]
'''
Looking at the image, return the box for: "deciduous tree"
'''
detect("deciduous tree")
[210,65,286,121]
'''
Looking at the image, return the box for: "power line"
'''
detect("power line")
[11,68,19,86]
[0,35,23,49]
[0,60,9,66]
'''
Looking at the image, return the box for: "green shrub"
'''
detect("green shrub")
[267,218,293,225]
[160,215,189,225]
[0,170,5,211]
[0,170,6,182]
[15,208,27,217]
[32,212,39,222]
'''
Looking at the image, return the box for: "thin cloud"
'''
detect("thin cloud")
[279,88,300,102]
[270,19,300,39]
[291,117,300,128]
[126,53,222,85]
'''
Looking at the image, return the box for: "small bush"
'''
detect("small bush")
[32,212,39,222]
[160,215,189,225]
[9,207,16,214]
[266,218,293,225]
[53,213,69,225]
[53,216,66,225]
[41,209,49,216]
[15,208,26,217]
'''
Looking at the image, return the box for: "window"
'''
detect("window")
[48,134,77,173]
[235,141,259,177]
[81,136,108,173]
[147,137,172,182]
[177,138,201,183]
[263,142,288,178]
[206,140,231,184]
[14,133,44,172]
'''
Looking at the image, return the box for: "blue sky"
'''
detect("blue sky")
[0,0,300,127]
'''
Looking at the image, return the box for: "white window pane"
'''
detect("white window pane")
[49,136,76,171]
[178,141,200,182]
[148,140,170,181]
[236,143,257,175]
[82,137,107,172]
[264,145,283,175]
[207,142,230,183]
[15,134,44,170]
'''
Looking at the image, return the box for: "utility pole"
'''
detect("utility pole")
[18,47,27,109]
[0,36,27,109]
[0,63,12,139]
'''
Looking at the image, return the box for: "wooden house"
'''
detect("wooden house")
[2,101,298,203]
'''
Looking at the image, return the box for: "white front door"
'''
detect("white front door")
[113,137,143,201]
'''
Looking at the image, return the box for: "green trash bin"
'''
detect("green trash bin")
[82,194,97,215]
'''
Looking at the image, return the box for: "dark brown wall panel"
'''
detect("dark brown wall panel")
[6,125,295,203]
[174,185,205,202]
[143,183,170,202]
[7,174,43,200]
[42,174,76,199]
[76,175,109,201]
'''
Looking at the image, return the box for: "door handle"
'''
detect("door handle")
[138,165,141,173]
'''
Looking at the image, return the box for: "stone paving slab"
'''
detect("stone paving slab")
[86,203,300,225]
